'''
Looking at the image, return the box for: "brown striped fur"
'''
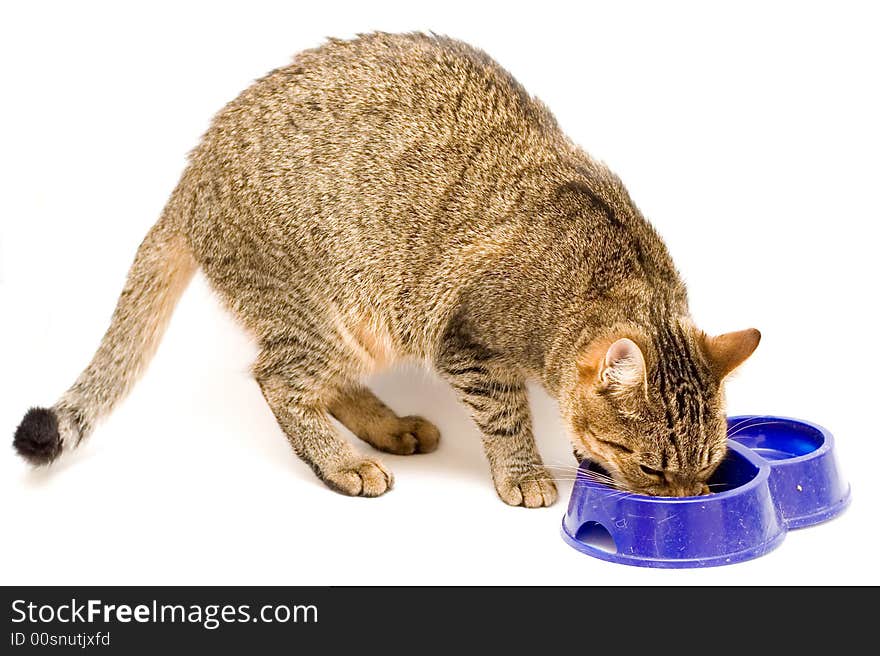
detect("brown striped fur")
[13,33,759,503]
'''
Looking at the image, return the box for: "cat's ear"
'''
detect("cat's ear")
[700,328,761,379]
[600,338,646,387]
[578,336,647,395]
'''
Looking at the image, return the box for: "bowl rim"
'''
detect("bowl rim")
[726,414,833,466]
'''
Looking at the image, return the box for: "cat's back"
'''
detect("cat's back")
[188,32,567,287]
[182,33,681,359]
[182,33,579,355]
[261,32,556,138]
[197,32,561,188]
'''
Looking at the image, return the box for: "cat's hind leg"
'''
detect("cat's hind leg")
[254,344,393,497]
[328,385,440,455]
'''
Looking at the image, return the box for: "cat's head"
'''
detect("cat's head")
[564,321,760,497]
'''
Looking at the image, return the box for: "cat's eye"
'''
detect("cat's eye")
[639,464,663,478]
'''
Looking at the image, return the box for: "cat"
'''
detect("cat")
[13,32,760,505]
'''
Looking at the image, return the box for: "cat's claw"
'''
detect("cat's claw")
[324,458,394,497]
[495,469,558,508]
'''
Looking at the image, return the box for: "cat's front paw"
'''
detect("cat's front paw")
[323,457,394,497]
[494,468,558,508]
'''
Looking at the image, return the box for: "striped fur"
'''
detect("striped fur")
[13,33,759,503]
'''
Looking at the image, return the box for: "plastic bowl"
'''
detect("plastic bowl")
[726,416,850,529]
[561,415,850,568]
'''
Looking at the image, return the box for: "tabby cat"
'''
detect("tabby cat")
[13,33,760,505]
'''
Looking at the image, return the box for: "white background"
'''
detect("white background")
[1,1,878,585]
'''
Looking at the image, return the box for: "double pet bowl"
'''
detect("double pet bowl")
[561,416,850,568]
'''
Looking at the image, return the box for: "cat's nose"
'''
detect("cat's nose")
[667,480,705,497]
[685,483,708,497]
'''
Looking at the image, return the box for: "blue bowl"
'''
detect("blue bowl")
[561,416,850,568]
[726,416,850,529]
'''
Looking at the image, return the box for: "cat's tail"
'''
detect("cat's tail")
[13,208,197,465]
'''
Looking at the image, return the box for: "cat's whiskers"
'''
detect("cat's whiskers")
[726,416,758,435]
[727,419,787,440]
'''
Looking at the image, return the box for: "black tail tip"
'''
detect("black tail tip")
[14,407,62,465]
